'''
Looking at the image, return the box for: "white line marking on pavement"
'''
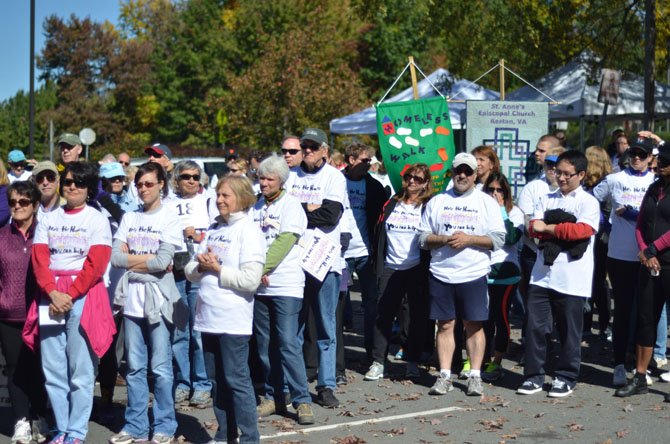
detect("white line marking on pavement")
[260,406,463,440]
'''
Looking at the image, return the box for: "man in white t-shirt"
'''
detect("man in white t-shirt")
[284,128,347,409]
[518,150,600,398]
[418,153,505,398]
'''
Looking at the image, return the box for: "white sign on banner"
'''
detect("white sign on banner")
[299,228,339,282]
[466,101,549,199]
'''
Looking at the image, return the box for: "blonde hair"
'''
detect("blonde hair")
[585,146,612,188]
[227,158,249,175]
[216,174,257,212]
[0,160,8,186]
[547,146,566,157]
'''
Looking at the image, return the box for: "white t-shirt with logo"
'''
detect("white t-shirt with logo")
[385,201,423,270]
[517,176,555,252]
[114,206,182,317]
[285,163,347,271]
[194,214,266,335]
[530,187,600,297]
[490,205,524,267]
[419,188,505,284]
[164,193,214,251]
[593,169,655,261]
[35,205,113,271]
[252,193,307,298]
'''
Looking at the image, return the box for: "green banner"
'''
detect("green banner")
[376,96,456,193]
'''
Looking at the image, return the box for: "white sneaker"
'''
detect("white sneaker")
[653,356,668,368]
[11,418,32,444]
[660,371,670,383]
[613,364,627,387]
[646,370,654,386]
[364,361,385,381]
[31,417,50,443]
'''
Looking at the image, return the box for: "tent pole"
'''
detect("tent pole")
[499,59,505,100]
[408,56,419,100]
[579,117,585,151]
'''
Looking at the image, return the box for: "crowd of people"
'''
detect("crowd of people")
[0,127,669,444]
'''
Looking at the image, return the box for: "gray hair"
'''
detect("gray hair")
[258,153,290,184]
[172,160,203,190]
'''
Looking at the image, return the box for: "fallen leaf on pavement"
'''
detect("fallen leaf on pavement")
[381,427,406,436]
[435,430,449,436]
[203,420,217,430]
[403,393,422,401]
[616,429,629,438]
[623,404,633,413]
[330,435,367,444]
[566,422,584,432]
[430,418,441,426]
[534,412,545,418]
[272,419,296,432]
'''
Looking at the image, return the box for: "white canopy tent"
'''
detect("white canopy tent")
[506,52,670,120]
[329,68,500,134]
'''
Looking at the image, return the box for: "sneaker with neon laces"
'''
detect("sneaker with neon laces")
[11,417,32,444]
[458,359,471,380]
[613,364,627,387]
[364,361,385,381]
[548,378,574,398]
[429,375,453,395]
[482,361,503,382]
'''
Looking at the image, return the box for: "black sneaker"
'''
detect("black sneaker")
[336,374,347,386]
[548,378,574,398]
[517,379,543,395]
[315,388,340,408]
[664,392,670,403]
[615,373,648,397]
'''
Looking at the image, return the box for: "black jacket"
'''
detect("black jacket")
[538,208,590,265]
[638,178,670,267]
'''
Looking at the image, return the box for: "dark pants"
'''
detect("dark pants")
[609,258,640,364]
[346,256,377,356]
[0,320,48,421]
[584,238,610,333]
[635,267,670,347]
[98,314,123,390]
[523,285,584,384]
[371,265,431,364]
[484,283,517,359]
[203,333,259,444]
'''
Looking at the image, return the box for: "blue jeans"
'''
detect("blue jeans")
[254,295,310,405]
[655,303,668,360]
[41,296,97,440]
[301,271,341,389]
[123,315,177,438]
[202,333,259,443]
[346,256,377,356]
[172,279,211,393]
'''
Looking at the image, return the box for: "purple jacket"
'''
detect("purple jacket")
[0,185,9,227]
[0,220,37,322]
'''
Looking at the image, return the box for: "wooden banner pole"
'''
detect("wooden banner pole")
[409,56,419,100]
[499,58,505,101]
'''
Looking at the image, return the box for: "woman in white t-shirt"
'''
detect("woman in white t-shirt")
[250,155,313,424]
[29,161,114,443]
[365,163,434,381]
[481,172,524,382]
[166,160,214,407]
[109,162,181,444]
[185,175,264,444]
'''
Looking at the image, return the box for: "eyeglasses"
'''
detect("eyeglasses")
[629,149,649,160]
[554,170,580,179]
[453,166,475,176]
[136,181,158,189]
[487,187,504,194]
[63,178,87,189]
[300,142,321,151]
[105,176,125,183]
[403,173,427,184]
[281,148,300,155]
[36,172,57,183]
[8,198,32,208]
[178,174,201,182]
[119,161,130,166]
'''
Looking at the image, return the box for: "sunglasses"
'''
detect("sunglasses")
[358,157,372,164]
[178,174,201,182]
[453,166,475,176]
[403,173,427,184]
[63,178,87,189]
[136,181,158,189]
[119,161,130,166]
[105,176,126,183]
[36,172,57,183]
[281,148,300,155]
[629,149,649,160]
[9,162,26,168]
[487,187,504,194]
[300,142,321,151]
[9,198,33,208]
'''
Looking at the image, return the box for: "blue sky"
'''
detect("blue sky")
[0,1,120,101]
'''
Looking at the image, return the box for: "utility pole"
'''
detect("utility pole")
[643,0,656,130]
[29,0,36,157]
